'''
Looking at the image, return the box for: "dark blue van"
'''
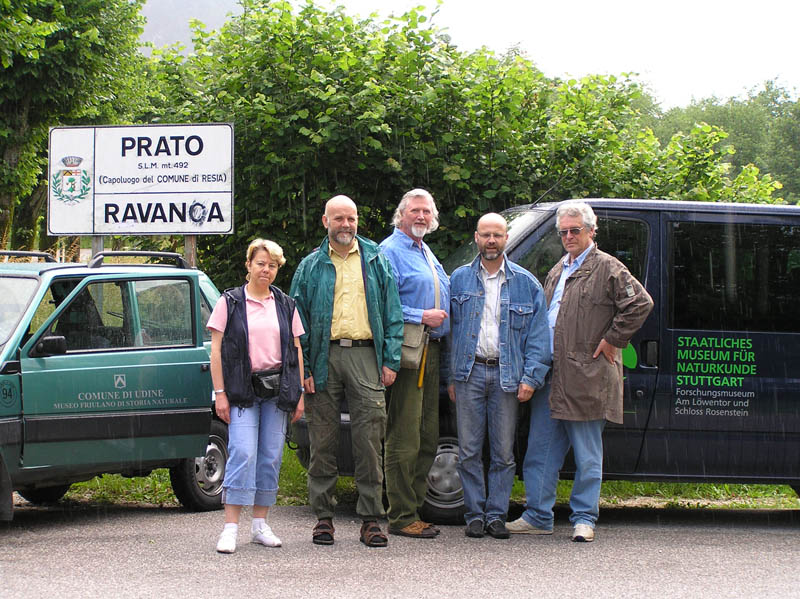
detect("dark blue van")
[294,199,800,522]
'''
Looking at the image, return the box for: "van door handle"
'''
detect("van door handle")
[635,389,645,400]
[644,341,658,367]
[201,363,210,372]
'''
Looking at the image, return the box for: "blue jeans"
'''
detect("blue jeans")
[520,381,605,529]
[455,363,518,524]
[223,399,287,506]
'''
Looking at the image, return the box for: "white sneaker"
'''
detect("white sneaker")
[252,522,282,547]
[572,523,595,543]
[506,517,553,535]
[216,528,237,553]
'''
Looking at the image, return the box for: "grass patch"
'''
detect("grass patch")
[66,469,178,506]
[64,448,800,510]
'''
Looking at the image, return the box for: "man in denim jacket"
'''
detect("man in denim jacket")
[448,213,551,539]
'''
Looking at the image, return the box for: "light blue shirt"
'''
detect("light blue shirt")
[380,228,450,339]
[547,242,594,353]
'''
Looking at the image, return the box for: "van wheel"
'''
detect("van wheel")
[170,419,228,511]
[18,484,71,504]
[420,436,465,524]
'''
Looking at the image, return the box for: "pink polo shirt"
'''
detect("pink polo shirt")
[207,289,305,371]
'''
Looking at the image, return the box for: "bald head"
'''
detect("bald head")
[325,194,357,217]
[476,212,507,233]
[475,212,508,269]
[323,194,358,252]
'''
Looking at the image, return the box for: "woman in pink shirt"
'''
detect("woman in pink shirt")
[207,239,305,554]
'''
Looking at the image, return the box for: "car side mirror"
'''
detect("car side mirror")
[32,335,67,357]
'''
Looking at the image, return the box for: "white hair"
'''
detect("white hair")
[556,201,597,231]
[392,188,439,233]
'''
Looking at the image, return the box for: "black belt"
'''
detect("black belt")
[331,338,373,348]
[474,355,499,366]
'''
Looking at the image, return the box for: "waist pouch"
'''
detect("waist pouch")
[252,368,281,400]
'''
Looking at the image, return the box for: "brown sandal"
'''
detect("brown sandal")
[360,521,388,548]
[312,519,335,545]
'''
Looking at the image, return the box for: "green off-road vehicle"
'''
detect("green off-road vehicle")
[0,251,226,520]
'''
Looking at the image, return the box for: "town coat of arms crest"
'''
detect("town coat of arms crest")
[52,155,91,204]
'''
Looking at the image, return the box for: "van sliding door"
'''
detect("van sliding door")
[639,212,800,479]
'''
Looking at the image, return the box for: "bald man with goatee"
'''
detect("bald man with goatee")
[448,212,551,539]
[290,195,404,548]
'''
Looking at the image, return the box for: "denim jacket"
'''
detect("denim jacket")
[449,255,551,392]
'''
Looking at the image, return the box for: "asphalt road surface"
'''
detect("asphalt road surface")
[1,499,798,599]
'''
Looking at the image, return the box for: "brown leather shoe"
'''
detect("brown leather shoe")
[388,520,437,538]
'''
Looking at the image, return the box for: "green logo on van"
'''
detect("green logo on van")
[622,343,637,369]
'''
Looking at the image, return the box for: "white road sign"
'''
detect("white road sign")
[48,123,233,235]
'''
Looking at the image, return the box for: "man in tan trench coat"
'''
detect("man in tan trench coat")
[507,201,653,542]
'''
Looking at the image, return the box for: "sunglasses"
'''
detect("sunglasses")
[557,227,585,237]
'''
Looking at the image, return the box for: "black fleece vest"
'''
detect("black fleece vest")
[220,284,302,412]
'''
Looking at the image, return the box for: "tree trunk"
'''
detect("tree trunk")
[10,181,47,250]
[1,97,31,249]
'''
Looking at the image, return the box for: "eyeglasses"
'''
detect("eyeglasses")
[557,227,585,238]
[477,232,505,240]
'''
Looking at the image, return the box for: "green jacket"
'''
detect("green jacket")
[289,234,404,392]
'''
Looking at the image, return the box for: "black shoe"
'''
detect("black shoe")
[485,520,510,539]
[465,519,484,538]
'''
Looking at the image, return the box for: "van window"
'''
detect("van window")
[670,221,800,332]
[516,217,649,283]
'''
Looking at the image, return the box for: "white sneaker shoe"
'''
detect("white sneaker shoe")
[216,528,237,553]
[572,523,595,542]
[252,522,282,547]
[506,517,553,535]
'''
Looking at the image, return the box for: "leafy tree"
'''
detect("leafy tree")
[0,0,148,248]
[141,1,785,286]
[647,81,799,203]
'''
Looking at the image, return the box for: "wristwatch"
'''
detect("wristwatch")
[214,389,226,395]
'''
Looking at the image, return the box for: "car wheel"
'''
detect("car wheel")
[170,419,228,511]
[420,436,465,524]
[18,484,71,505]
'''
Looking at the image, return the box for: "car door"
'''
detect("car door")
[19,273,211,469]
[512,207,661,475]
[638,210,800,478]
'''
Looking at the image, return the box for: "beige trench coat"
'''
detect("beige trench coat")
[545,246,653,424]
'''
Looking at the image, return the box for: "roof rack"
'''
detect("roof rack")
[0,250,57,263]
[88,251,190,269]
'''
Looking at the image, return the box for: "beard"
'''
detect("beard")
[411,224,428,238]
[480,248,502,261]
[332,230,355,246]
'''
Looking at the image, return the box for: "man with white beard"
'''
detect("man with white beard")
[380,189,450,538]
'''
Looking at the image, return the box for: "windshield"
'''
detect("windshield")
[0,276,39,345]
[441,207,552,274]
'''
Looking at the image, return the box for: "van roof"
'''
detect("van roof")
[525,198,800,216]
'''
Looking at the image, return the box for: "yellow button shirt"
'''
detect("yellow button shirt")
[329,243,372,341]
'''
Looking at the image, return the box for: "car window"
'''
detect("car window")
[442,208,551,275]
[516,217,649,283]
[134,279,193,346]
[199,292,213,342]
[670,220,800,332]
[48,281,131,351]
[0,276,39,345]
